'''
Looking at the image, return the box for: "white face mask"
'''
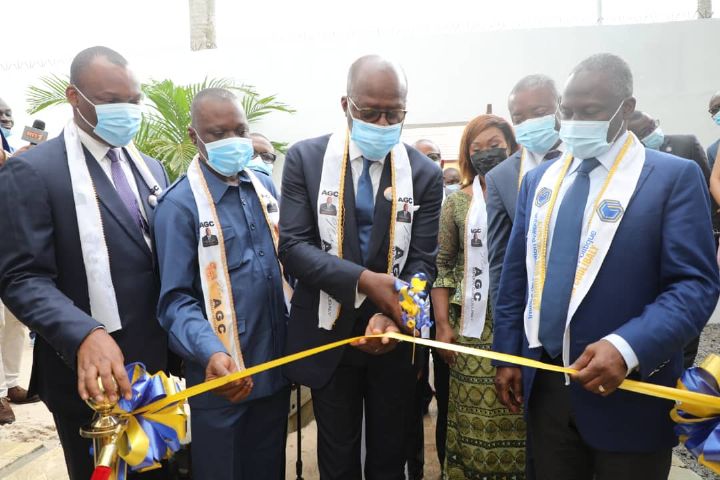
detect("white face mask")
[559,101,625,159]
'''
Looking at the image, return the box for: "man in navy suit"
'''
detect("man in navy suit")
[493,53,719,479]
[0,47,169,480]
[279,55,443,479]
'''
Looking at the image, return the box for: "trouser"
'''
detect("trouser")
[312,342,415,480]
[431,345,449,469]
[0,305,26,397]
[53,410,169,480]
[191,387,290,479]
[528,363,672,480]
[405,346,431,479]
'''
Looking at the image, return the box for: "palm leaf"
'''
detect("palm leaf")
[26,74,70,114]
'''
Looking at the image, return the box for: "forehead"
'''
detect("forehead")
[471,126,505,145]
[562,69,618,105]
[509,86,557,110]
[711,96,720,108]
[77,56,139,95]
[415,141,440,154]
[0,99,10,111]
[251,136,274,152]
[194,98,246,126]
[351,69,406,105]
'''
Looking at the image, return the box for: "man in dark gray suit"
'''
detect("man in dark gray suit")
[628,110,710,180]
[0,47,169,479]
[279,55,443,479]
[486,74,563,310]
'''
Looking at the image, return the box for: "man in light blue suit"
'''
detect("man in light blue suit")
[493,53,720,480]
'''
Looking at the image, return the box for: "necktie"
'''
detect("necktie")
[356,157,375,263]
[107,148,145,233]
[538,158,601,358]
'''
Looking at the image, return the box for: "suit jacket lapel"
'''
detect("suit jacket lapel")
[126,151,157,225]
[83,147,152,259]
[342,155,363,265]
[366,158,393,265]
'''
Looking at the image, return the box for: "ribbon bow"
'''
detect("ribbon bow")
[112,363,187,479]
[395,273,432,332]
[671,354,720,474]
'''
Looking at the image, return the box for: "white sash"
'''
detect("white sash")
[460,176,489,339]
[316,131,414,330]
[524,133,645,365]
[64,120,161,332]
[187,157,291,369]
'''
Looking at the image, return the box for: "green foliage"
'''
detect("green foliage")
[25,75,295,181]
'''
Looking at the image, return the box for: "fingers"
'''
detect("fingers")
[569,347,594,373]
[112,357,132,401]
[511,371,523,405]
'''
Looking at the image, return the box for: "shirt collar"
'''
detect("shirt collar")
[75,120,111,162]
[526,141,566,165]
[349,138,388,166]
[571,130,630,173]
[199,160,251,204]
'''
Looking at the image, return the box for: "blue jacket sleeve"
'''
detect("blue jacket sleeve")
[154,195,227,368]
[614,161,720,378]
[492,173,533,363]
[0,158,101,366]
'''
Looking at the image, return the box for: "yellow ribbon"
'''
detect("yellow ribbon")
[133,333,720,417]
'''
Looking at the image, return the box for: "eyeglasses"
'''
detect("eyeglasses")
[426,152,441,162]
[253,151,277,164]
[347,97,407,125]
[710,106,720,117]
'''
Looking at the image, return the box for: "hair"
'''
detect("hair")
[249,132,269,141]
[571,53,633,99]
[510,74,558,98]
[346,55,408,98]
[458,114,518,186]
[70,46,128,87]
[190,88,240,126]
[414,138,439,149]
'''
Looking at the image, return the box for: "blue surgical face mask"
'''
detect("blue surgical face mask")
[198,135,254,177]
[75,86,143,147]
[713,112,720,126]
[514,113,559,154]
[1,126,12,139]
[559,101,625,159]
[247,155,273,176]
[641,126,665,150]
[349,114,403,161]
[445,184,461,194]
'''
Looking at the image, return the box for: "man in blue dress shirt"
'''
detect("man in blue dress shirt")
[154,88,289,479]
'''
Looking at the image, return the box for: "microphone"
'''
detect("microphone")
[21,119,48,145]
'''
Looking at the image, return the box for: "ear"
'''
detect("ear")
[66,85,79,109]
[188,126,198,147]
[340,96,348,115]
[622,97,637,119]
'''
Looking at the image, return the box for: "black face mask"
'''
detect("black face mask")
[470,147,508,176]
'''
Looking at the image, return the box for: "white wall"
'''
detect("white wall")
[3,19,720,153]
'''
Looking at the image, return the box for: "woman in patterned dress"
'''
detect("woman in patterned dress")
[431,114,526,479]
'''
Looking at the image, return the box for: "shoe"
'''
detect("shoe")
[6,386,40,404]
[0,397,15,425]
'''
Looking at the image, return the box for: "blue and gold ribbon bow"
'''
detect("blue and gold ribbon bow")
[113,363,186,479]
[671,354,720,474]
[395,273,432,332]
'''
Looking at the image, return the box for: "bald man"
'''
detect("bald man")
[0,46,170,479]
[247,132,277,177]
[154,88,289,479]
[279,55,443,479]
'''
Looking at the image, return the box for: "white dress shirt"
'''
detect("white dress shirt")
[349,139,388,308]
[76,123,151,248]
[543,131,639,374]
[525,142,566,173]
